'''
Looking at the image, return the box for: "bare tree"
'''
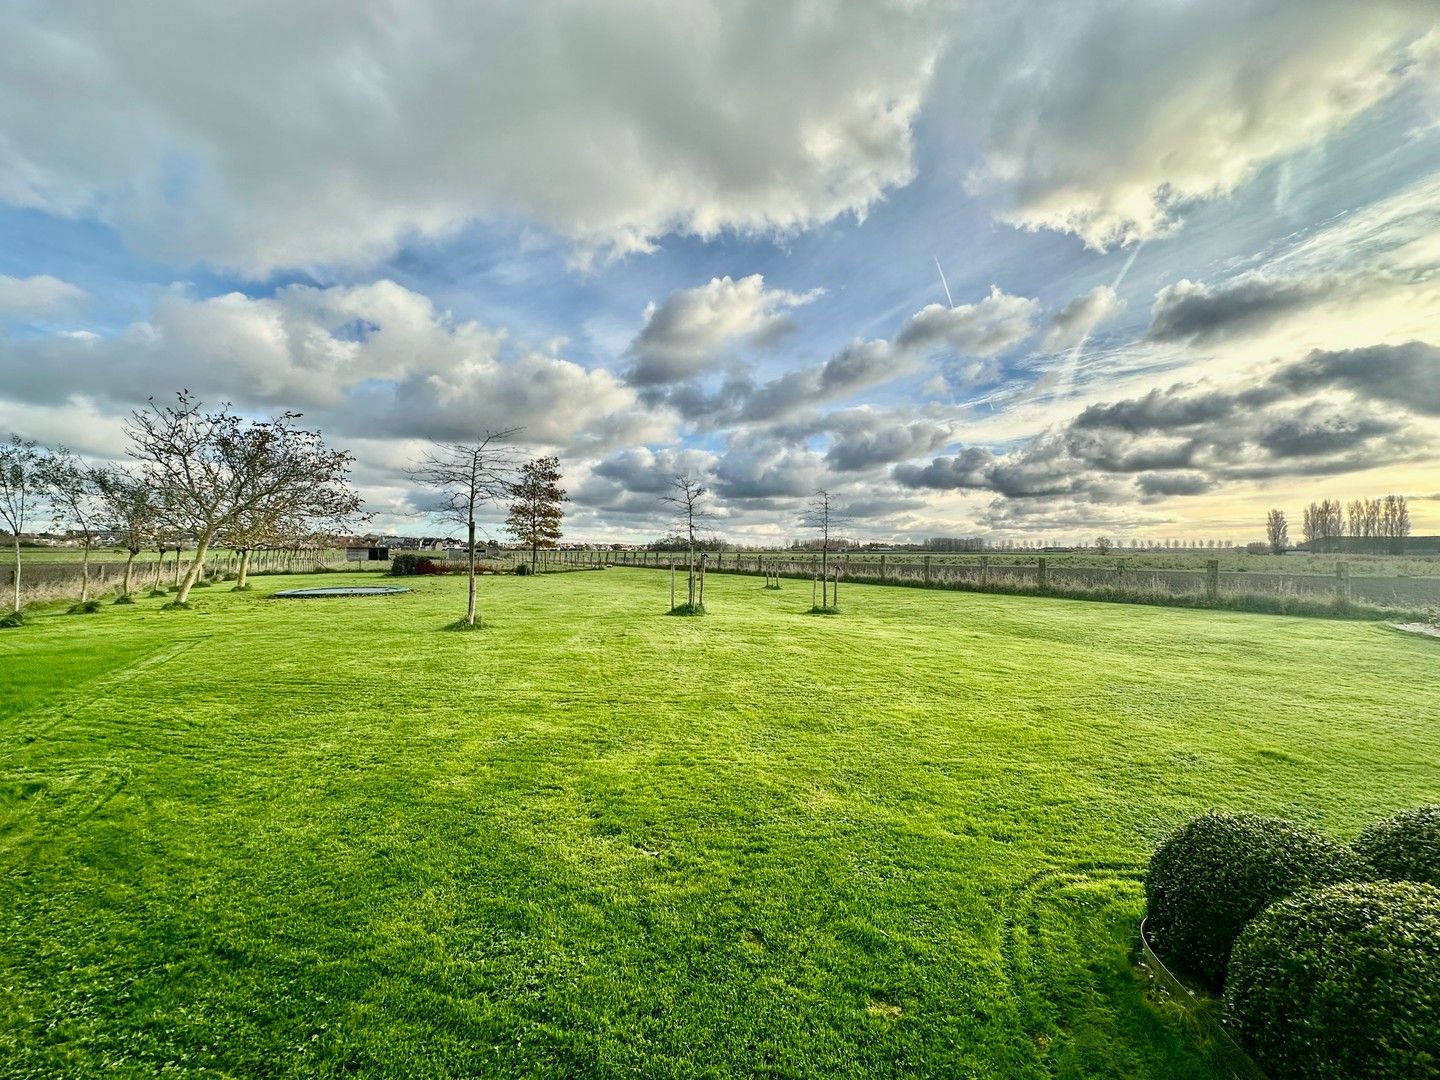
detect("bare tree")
[1380,494,1411,542]
[39,448,104,603]
[1265,509,1289,554]
[93,466,158,600]
[0,434,46,615]
[1301,499,1345,551]
[660,472,712,611]
[802,489,849,609]
[127,392,362,606]
[1095,535,1113,556]
[506,456,567,574]
[410,431,519,626]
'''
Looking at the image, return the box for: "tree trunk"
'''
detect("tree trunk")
[173,550,182,587]
[530,539,537,574]
[122,551,135,597]
[80,543,91,603]
[10,534,19,613]
[236,550,251,589]
[466,518,477,626]
[174,536,212,604]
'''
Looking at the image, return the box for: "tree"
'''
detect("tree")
[127,392,362,606]
[0,434,46,614]
[1301,499,1344,551]
[93,467,158,600]
[802,489,849,609]
[410,431,518,626]
[39,448,104,603]
[1380,494,1411,541]
[506,456,566,574]
[1265,509,1289,554]
[1095,535,1113,555]
[660,472,712,611]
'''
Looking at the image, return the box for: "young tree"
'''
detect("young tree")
[40,448,104,603]
[0,434,46,614]
[410,431,518,626]
[127,392,362,606]
[93,466,158,600]
[1095,535,1113,555]
[1265,509,1289,554]
[506,456,566,574]
[660,472,712,610]
[802,489,849,609]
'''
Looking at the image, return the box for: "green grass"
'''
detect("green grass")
[1,570,1436,1077]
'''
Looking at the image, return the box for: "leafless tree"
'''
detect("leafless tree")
[1380,494,1411,541]
[410,430,519,626]
[1265,509,1289,554]
[39,448,104,603]
[1301,499,1345,551]
[0,434,46,614]
[93,466,158,600]
[802,489,850,609]
[1094,535,1113,555]
[660,472,712,610]
[127,392,363,606]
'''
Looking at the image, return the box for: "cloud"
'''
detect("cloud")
[0,279,668,456]
[1042,284,1124,352]
[0,2,945,274]
[646,285,1037,427]
[960,0,1435,248]
[624,275,820,386]
[892,286,1039,357]
[823,411,954,472]
[894,341,1436,504]
[1146,276,1342,344]
[0,273,86,317]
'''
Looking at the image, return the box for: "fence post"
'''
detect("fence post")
[1336,561,1350,605]
[1037,557,1048,591]
[1206,559,1219,603]
[923,555,930,586]
[879,553,886,581]
[980,558,989,588]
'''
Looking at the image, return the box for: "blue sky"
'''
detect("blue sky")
[2,1,1438,544]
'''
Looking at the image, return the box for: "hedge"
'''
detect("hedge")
[1227,880,1440,1079]
[1356,805,1440,888]
[1145,811,1368,991]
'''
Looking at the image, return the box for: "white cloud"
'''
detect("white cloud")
[0,273,86,317]
[960,0,1435,249]
[894,286,1039,358]
[0,1,945,275]
[1042,285,1124,353]
[625,274,821,385]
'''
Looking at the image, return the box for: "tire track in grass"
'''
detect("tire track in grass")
[0,639,200,855]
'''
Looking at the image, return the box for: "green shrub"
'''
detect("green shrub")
[391,553,423,576]
[1227,881,1440,1079]
[67,599,102,615]
[113,594,135,605]
[1356,806,1440,887]
[515,563,532,576]
[1145,811,1368,991]
[0,609,24,628]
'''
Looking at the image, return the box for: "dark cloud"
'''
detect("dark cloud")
[1146,276,1341,344]
[1277,341,1440,415]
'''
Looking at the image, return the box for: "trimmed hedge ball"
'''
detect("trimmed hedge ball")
[1356,805,1440,888]
[1145,811,1368,991]
[1227,881,1440,1080]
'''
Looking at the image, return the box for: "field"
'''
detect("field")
[2,570,1437,1077]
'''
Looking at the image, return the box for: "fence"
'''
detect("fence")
[542,549,1440,615]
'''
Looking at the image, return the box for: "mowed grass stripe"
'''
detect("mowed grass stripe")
[0,569,1435,1077]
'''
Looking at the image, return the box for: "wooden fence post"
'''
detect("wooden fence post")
[1037,557,1048,591]
[1206,559,1219,603]
[923,555,930,586]
[1336,561,1350,605]
[879,553,886,581]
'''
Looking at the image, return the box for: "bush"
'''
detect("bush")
[515,562,532,576]
[1356,806,1440,887]
[1227,881,1440,1079]
[1145,811,1368,991]
[67,599,102,615]
[0,609,24,628]
[391,553,423,576]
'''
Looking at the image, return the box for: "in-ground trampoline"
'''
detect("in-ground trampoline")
[271,586,412,598]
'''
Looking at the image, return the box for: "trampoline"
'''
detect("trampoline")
[272,586,412,598]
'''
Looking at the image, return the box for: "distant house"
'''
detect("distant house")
[345,545,390,561]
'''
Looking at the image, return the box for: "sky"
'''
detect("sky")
[1,0,1438,545]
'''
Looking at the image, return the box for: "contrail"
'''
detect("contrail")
[1057,240,1145,400]
[934,256,955,309]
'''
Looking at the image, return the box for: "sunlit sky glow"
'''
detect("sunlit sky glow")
[2,1,1438,544]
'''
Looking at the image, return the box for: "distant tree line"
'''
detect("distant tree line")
[1263,494,1412,555]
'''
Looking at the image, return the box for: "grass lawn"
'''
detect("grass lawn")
[1,570,1436,1077]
